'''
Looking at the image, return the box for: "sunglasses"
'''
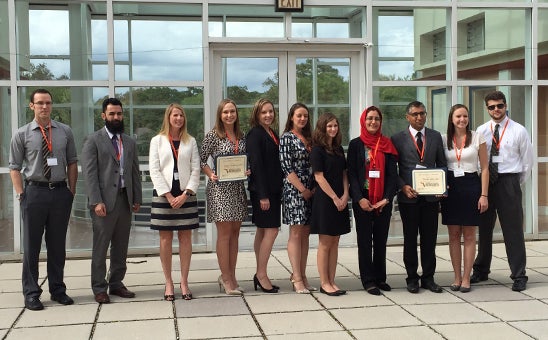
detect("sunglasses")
[487,103,505,111]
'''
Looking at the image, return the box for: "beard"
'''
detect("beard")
[105,119,124,134]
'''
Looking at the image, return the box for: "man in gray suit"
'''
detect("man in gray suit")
[81,97,142,304]
[391,101,447,294]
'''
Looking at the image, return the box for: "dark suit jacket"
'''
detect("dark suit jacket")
[246,126,283,199]
[347,137,398,204]
[391,127,447,204]
[81,127,142,213]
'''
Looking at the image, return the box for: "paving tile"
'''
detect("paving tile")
[433,322,533,340]
[352,325,444,340]
[385,288,462,305]
[245,292,320,313]
[330,305,421,330]
[268,331,353,340]
[178,314,260,339]
[315,290,394,309]
[98,300,173,322]
[63,259,92,277]
[94,319,175,340]
[526,255,548,269]
[256,310,343,335]
[402,302,497,324]
[176,296,248,317]
[446,285,532,302]
[0,308,20,329]
[474,300,548,321]
[0,329,6,338]
[5,324,91,340]
[0,279,21,294]
[510,320,548,339]
[0,263,23,280]
[0,292,24,309]
[16,304,97,327]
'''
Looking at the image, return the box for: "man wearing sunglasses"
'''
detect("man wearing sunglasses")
[471,90,533,291]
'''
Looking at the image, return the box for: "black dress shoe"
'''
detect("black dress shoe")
[95,292,110,304]
[366,286,381,295]
[377,282,392,291]
[25,297,44,311]
[320,287,340,296]
[51,293,74,305]
[421,280,443,293]
[470,273,488,284]
[511,280,527,292]
[110,286,136,298]
[406,281,419,294]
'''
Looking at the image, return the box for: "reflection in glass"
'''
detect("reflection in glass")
[0,174,14,253]
[0,87,11,167]
[540,163,548,234]
[209,5,284,38]
[0,0,9,79]
[539,9,548,80]
[292,6,363,38]
[538,86,548,157]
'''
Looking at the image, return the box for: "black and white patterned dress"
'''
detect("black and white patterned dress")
[279,131,313,225]
[200,129,248,223]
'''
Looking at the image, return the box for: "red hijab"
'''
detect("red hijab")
[359,106,398,206]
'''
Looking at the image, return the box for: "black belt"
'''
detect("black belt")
[498,173,519,178]
[26,180,67,189]
[119,187,127,194]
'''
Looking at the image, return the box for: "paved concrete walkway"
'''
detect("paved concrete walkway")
[1,241,548,339]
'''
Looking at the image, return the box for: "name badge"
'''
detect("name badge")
[120,168,124,176]
[415,164,427,169]
[174,171,180,181]
[46,157,58,166]
[453,169,465,177]
[369,170,380,178]
[492,155,503,163]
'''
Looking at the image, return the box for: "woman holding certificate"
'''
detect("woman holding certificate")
[441,104,489,293]
[149,103,200,301]
[200,98,248,296]
[310,112,350,296]
[246,99,283,294]
[279,103,315,294]
[347,106,398,296]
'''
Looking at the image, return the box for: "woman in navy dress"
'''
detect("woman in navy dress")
[310,112,350,296]
[247,99,283,293]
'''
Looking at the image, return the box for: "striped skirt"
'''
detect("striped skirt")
[150,194,199,231]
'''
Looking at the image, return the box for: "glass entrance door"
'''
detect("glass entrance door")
[210,48,360,250]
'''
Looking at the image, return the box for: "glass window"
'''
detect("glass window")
[539,9,548,80]
[113,2,203,81]
[209,5,284,38]
[292,6,364,39]
[539,163,548,235]
[374,8,448,81]
[0,87,11,167]
[0,174,14,254]
[538,86,548,157]
[0,0,9,80]
[17,2,106,81]
[457,8,527,80]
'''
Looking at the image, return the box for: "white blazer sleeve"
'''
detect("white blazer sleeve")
[149,135,171,196]
[185,137,201,193]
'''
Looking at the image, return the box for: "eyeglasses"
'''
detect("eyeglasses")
[365,116,381,121]
[33,101,52,106]
[407,111,427,118]
[487,103,505,111]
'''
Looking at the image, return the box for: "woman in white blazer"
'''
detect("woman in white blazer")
[149,103,200,301]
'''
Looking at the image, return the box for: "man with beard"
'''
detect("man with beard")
[81,97,142,304]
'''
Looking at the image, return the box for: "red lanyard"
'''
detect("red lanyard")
[369,137,381,169]
[490,119,509,151]
[409,130,425,162]
[169,135,179,161]
[226,133,239,154]
[38,122,52,152]
[268,128,279,145]
[453,135,465,167]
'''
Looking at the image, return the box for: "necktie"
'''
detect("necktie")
[489,124,500,184]
[416,131,423,157]
[112,135,120,159]
[42,126,51,180]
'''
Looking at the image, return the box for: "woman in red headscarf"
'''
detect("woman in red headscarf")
[348,106,398,295]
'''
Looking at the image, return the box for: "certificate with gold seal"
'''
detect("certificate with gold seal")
[412,168,447,195]
[216,154,248,182]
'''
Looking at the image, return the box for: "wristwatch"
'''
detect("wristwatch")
[16,192,24,201]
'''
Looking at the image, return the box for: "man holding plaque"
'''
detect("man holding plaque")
[471,91,533,291]
[391,101,447,294]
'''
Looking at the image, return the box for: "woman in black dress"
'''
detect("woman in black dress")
[347,106,398,295]
[149,103,200,301]
[247,99,283,293]
[310,113,350,296]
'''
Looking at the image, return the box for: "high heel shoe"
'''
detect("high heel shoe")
[290,273,310,294]
[164,284,175,301]
[218,275,243,296]
[180,283,193,300]
[253,274,278,293]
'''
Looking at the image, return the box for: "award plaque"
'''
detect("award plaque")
[216,154,248,182]
[412,168,447,195]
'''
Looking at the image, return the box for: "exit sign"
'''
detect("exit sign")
[275,0,303,12]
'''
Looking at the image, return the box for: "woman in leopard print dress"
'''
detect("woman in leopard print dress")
[200,99,248,295]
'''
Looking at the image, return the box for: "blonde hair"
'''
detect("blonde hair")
[214,98,243,139]
[158,103,191,143]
